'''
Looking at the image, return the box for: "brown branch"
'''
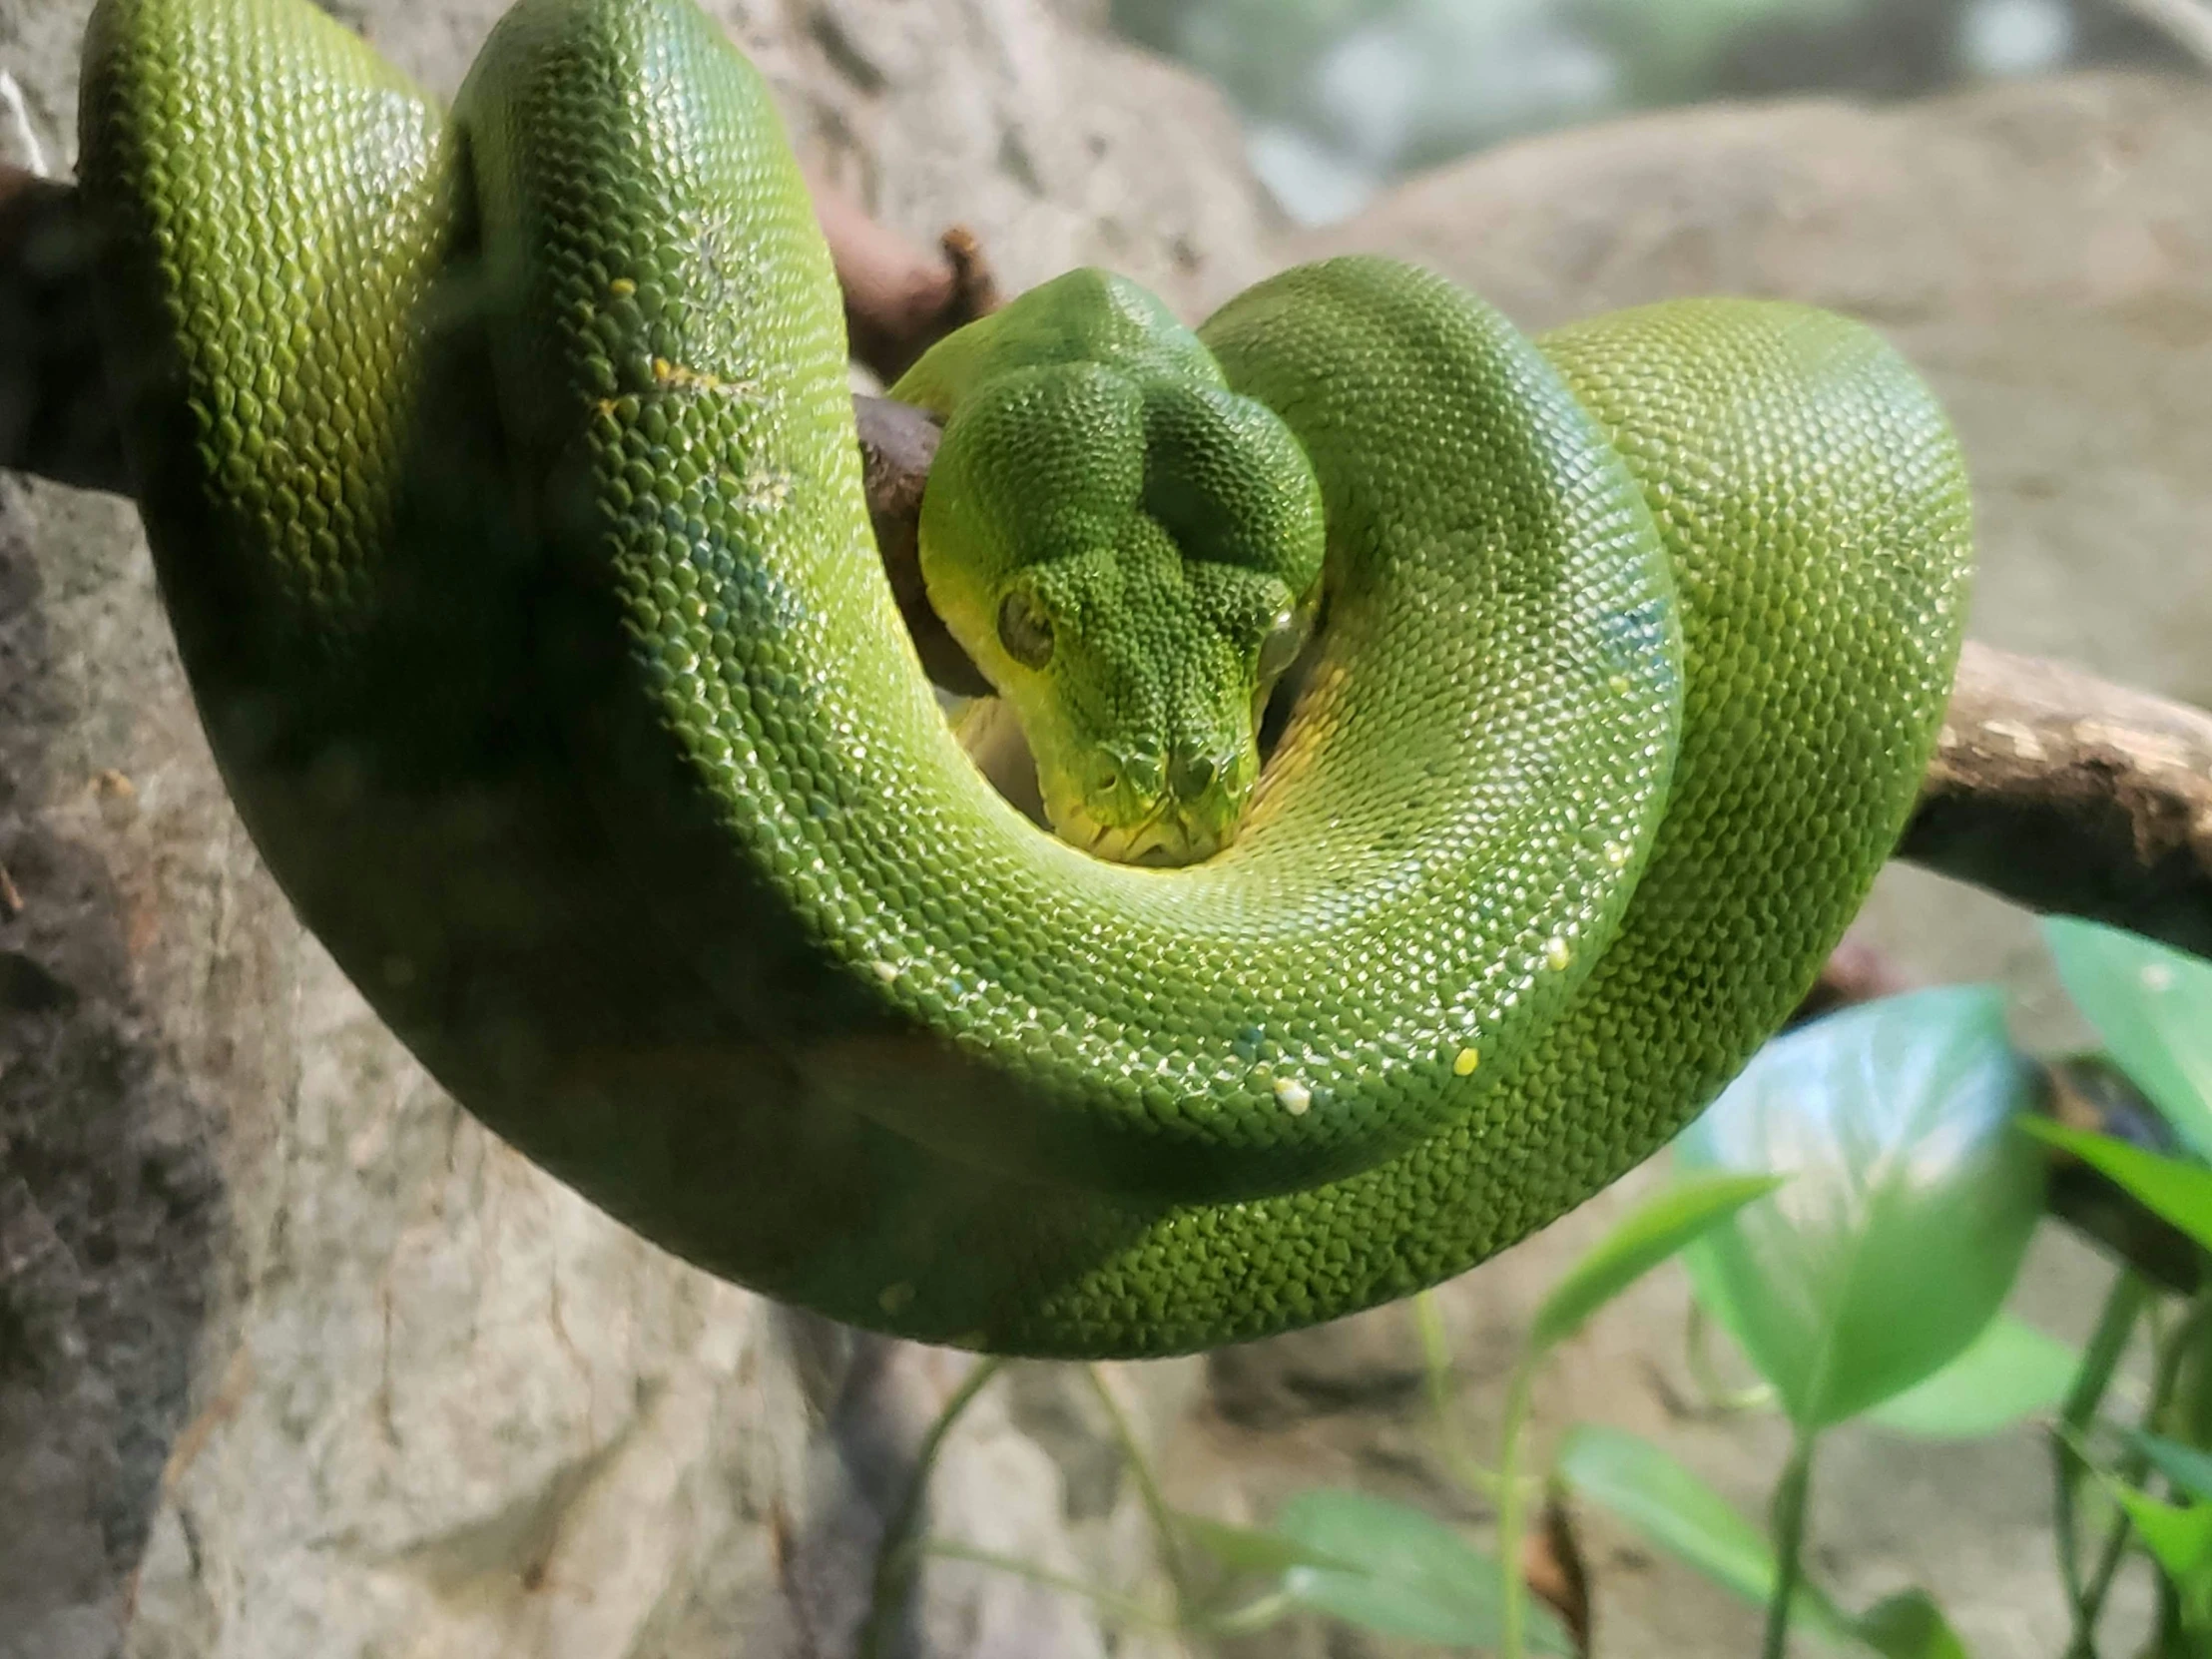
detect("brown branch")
[1901,641,2212,958]
[10,163,993,691]
[808,175,999,385]
[855,392,989,697]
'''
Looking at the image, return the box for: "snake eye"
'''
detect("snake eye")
[1257,609,1309,681]
[997,590,1055,670]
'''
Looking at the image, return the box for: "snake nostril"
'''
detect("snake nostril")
[1169,752,1218,803]
[1123,746,1165,796]
[1090,748,1127,799]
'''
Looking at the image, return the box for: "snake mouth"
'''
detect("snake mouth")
[1059,803,1234,868]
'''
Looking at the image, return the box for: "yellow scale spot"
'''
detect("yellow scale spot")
[869,959,902,984]
[608,277,637,296]
[1607,673,1632,696]
[653,356,731,393]
[1604,839,1632,868]
[877,1282,915,1313]
[1274,1077,1313,1116]
[1452,1047,1480,1077]
[1544,936,1573,972]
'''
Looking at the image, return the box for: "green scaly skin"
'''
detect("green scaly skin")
[75,0,1971,1359]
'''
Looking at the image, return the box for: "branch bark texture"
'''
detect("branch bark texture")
[1904,642,2212,957]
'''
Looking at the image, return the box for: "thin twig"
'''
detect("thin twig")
[1495,1359,1541,1659]
[2067,1296,2212,1655]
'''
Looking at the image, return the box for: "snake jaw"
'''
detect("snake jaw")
[1044,743,1255,866]
[1059,801,1237,868]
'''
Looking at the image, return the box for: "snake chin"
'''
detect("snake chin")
[1056,803,1234,868]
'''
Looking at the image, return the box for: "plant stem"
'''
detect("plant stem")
[2054,1273,2151,1620]
[2154,1566,2186,1657]
[1199,1590,1297,1638]
[1494,1358,1539,1659]
[857,1355,1005,1659]
[1686,1302,1777,1414]
[1413,1290,1504,1499]
[1084,1364,1198,1618]
[2066,1292,2209,1658]
[1762,1430,1818,1659]
[921,1539,1178,1633]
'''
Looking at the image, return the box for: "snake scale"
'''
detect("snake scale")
[75,0,1970,1357]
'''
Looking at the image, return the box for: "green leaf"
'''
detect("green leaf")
[1175,1512,1353,1577]
[1268,1488,1573,1654]
[2105,1482,2212,1618]
[1556,1425,1852,1643]
[1867,1315,2079,1439]
[2127,1431,2212,1505]
[1849,1590,1971,1659]
[2043,918,2212,1160]
[1673,986,2045,1429]
[1528,1173,1785,1354]
[2018,1119,2212,1254]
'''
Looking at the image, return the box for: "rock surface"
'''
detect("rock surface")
[0,3,1271,1656]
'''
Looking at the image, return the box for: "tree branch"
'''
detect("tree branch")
[809,177,999,385]
[8,163,2212,961]
[1902,642,2212,958]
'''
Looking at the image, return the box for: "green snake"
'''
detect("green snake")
[76,0,1970,1358]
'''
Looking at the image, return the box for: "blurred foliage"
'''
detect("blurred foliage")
[862,920,2212,1656]
[1110,0,2180,221]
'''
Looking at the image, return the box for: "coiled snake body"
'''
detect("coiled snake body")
[77,0,1969,1357]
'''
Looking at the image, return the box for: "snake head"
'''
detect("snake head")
[901,274,1325,866]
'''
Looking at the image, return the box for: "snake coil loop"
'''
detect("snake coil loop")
[78,0,1969,1356]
